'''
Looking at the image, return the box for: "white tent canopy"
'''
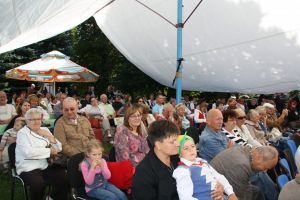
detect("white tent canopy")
[1,0,300,93]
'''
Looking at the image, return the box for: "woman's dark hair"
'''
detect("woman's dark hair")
[147,120,179,148]
[222,109,237,123]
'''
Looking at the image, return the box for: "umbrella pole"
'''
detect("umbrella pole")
[176,0,183,104]
[53,81,56,96]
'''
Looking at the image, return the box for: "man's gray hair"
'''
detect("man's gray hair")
[24,108,44,122]
[163,103,173,110]
[256,146,278,161]
[63,97,77,107]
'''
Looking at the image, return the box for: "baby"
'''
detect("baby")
[172,134,238,200]
[0,117,26,166]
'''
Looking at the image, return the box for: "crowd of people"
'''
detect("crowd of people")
[0,85,299,200]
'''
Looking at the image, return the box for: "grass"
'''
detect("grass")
[0,170,24,200]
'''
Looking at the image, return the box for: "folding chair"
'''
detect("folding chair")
[287,140,297,157]
[278,158,292,180]
[8,143,28,200]
[283,149,297,179]
[277,174,289,190]
[67,153,97,200]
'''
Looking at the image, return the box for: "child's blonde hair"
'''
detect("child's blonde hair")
[14,117,26,127]
[85,140,104,157]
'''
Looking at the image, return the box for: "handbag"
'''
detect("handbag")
[47,153,68,167]
[268,127,282,142]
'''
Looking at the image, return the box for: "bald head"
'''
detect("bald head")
[206,109,223,132]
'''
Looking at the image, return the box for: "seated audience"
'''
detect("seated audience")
[175,103,190,130]
[54,97,95,157]
[0,117,25,167]
[132,120,180,200]
[152,94,165,119]
[53,93,67,118]
[4,100,31,131]
[287,99,300,129]
[234,108,262,147]
[193,101,207,128]
[27,94,50,120]
[222,109,251,147]
[245,109,269,146]
[81,140,127,200]
[0,91,17,125]
[80,97,111,137]
[199,109,234,162]
[210,146,278,200]
[263,103,288,131]
[173,134,238,200]
[278,146,300,200]
[114,106,149,167]
[16,108,68,200]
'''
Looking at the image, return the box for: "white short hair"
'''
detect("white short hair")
[24,108,43,121]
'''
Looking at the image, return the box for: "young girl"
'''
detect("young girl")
[173,134,238,200]
[80,140,127,200]
[0,117,25,168]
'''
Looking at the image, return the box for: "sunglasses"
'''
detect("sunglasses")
[237,116,246,120]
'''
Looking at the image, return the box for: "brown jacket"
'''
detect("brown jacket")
[54,115,95,157]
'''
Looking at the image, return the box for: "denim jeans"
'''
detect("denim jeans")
[250,172,278,200]
[87,181,128,200]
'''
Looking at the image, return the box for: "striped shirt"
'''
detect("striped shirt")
[222,128,252,148]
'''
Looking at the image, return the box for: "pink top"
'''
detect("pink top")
[80,158,111,192]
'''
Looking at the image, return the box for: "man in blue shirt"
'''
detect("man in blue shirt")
[199,109,234,162]
[152,94,165,119]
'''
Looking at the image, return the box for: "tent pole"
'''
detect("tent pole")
[53,81,56,96]
[176,0,183,104]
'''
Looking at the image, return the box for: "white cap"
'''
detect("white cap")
[263,103,275,109]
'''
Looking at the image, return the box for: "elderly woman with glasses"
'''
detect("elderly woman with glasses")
[15,108,68,200]
[113,106,149,167]
[234,108,262,147]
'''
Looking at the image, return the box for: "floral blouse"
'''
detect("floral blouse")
[113,124,149,167]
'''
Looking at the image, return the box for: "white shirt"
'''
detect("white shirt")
[0,104,17,121]
[79,104,105,118]
[235,125,262,147]
[173,157,234,200]
[15,126,62,174]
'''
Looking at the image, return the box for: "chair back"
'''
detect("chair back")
[8,143,17,169]
[67,153,85,188]
[287,140,297,157]
[89,118,101,129]
[279,158,292,180]
[277,174,289,190]
[283,149,297,179]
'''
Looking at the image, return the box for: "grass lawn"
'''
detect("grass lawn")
[0,170,23,200]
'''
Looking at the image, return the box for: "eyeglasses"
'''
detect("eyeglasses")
[237,116,247,120]
[28,118,42,122]
[64,107,76,112]
[129,115,142,119]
